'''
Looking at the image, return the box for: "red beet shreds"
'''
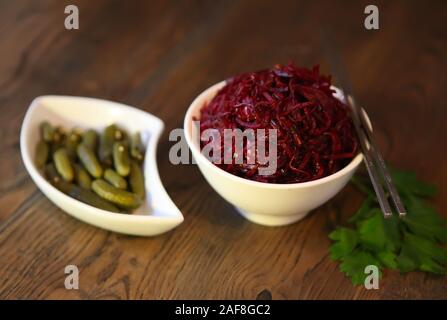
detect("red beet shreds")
[198,64,358,184]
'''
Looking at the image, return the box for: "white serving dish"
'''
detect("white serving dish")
[20,96,183,236]
[184,81,364,226]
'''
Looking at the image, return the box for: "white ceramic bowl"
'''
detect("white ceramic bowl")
[184,81,364,226]
[21,96,183,236]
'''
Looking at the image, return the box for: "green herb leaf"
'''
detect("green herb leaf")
[391,170,437,198]
[376,250,398,269]
[357,209,401,252]
[403,197,447,243]
[339,250,381,285]
[358,211,387,251]
[329,168,447,285]
[329,228,358,260]
[396,246,418,273]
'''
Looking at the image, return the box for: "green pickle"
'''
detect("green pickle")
[68,185,120,213]
[92,179,141,209]
[53,126,65,145]
[74,164,92,189]
[35,140,49,168]
[129,161,145,199]
[55,126,66,135]
[72,127,83,136]
[104,169,127,189]
[83,129,98,150]
[114,127,126,141]
[53,148,74,182]
[46,163,119,212]
[50,126,65,154]
[40,121,54,142]
[113,142,130,176]
[130,132,144,161]
[65,130,82,159]
[77,143,103,178]
[44,163,62,184]
[99,124,116,166]
[40,122,145,214]
[44,163,71,193]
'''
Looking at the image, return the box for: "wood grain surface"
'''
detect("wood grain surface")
[0,0,446,299]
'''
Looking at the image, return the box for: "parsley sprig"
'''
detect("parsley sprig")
[329,169,447,285]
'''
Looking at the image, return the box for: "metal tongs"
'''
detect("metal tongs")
[321,31,406,218]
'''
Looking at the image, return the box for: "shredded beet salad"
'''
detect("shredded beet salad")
[198,64,359,184]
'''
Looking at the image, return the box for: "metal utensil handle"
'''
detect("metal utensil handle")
[355,104,407,217]
[347,96,393,217]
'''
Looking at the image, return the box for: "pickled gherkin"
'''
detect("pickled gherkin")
[53,126,66,144]
[65,130,82,159]
[99,124,116,166]
[40,121,54,142]
[44,163,63,185]
[113,142,130,177]
[37,122,146,214]
[53,148,74,182]
[130,132,144,162]
[68,185,120,212]
[83,129,98,150]
[74,163,92,189]
[104,169,127,189]
[77,143,103,178]
[35,140,49,168]
[92,179,141,209]
[129,161,145,199]
[114,127,126,141]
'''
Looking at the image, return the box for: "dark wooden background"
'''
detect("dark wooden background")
[0,0,446,299]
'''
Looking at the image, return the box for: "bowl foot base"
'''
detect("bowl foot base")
[235,208,309,227]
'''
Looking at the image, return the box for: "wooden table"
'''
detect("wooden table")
[0,0,446,299]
